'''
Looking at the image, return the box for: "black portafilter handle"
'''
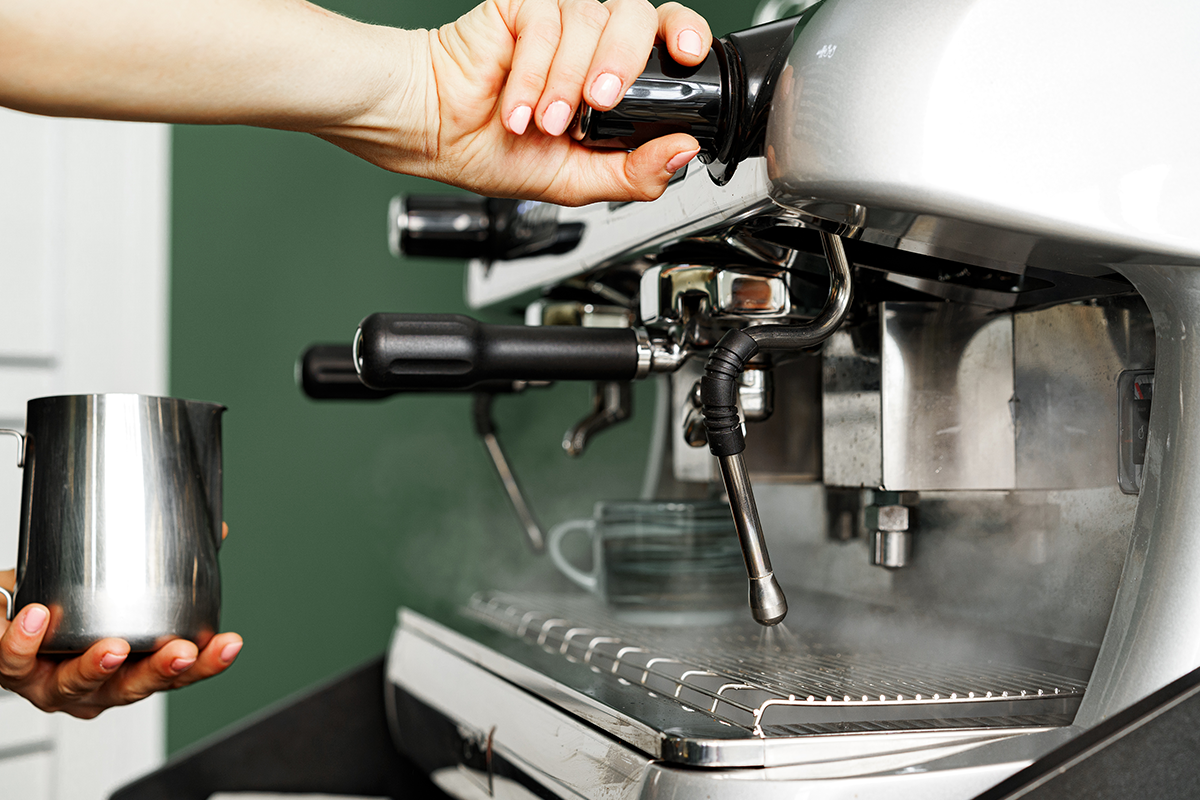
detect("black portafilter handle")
[571,16,802,183]
[298,344,521,399]
[355,313,641,391]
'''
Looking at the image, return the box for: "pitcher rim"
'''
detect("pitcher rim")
[27,393,227,413]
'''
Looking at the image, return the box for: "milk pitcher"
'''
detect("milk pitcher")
[0,394,225,652]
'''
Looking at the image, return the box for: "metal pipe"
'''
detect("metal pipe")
[718,453,787,625]
[481,432,545,553]
[746,231,854,350]
[474,393,545,553]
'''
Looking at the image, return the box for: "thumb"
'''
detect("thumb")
[616,133,701,202]
[0,603,50,684]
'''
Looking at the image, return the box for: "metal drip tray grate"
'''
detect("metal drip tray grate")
[466,591,1087,736]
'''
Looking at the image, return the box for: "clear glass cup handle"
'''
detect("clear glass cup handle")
[547,519,599,591]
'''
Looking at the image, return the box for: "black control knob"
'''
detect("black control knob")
[572,15,804,184]
[571,43,727,156]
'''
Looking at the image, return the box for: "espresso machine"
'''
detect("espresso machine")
[296,2,1200,797]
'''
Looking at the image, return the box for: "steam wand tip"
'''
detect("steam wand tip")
[749,574,788,626]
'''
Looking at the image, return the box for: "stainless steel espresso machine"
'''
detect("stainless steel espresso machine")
[301,2,1200,798]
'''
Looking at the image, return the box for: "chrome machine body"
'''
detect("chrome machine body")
[348,1,1200,798]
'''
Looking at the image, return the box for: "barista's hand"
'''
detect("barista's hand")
[328,0,713,205]
[0,562,241,719]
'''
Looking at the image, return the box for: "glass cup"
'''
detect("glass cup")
[547,499,745,614]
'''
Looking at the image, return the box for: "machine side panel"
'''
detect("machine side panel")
[767,0,1200,272]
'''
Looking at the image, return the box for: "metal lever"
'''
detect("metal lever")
[474,393,545,553]
[562,381,632,457]
[298,344,545,551]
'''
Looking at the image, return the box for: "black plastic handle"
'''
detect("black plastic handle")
[299,345,399,400]
[298,344,524,399]
[355,314,640,391]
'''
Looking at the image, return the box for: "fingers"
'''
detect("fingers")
[575,0,655,113]
[169,632,243,689]
[502,0,564,134]
[30,638,130,716]
[578,0,712,114]
[0,609,131,717]
[655,2,712,66]
[93,632,242,706]
[89,638,201,708]
[526,0,620,136]
[0,607,242,717]
[503,0,712,136]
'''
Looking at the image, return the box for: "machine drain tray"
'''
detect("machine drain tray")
[465,590,1087,738]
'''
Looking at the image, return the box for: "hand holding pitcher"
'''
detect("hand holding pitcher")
[0,394,242,718]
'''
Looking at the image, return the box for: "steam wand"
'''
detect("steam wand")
[701,232,854,625]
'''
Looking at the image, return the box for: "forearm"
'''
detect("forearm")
[2,0,714,206]
[0,0,431,147]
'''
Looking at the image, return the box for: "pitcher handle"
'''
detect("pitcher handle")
[0,430,20,621]
[0,429,25,468]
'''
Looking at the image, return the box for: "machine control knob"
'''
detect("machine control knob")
[571,42,726,157]
[572,15,803,184]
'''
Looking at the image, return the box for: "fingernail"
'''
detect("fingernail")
[666,148,700,173]
[101,652,127,671]
[170,657,196,674]
[678,29,704,58]
[508,105,531,136]
[542,101,572,137]
[219,641,243,664]
[21,606,47,635]
[590,73,623,108]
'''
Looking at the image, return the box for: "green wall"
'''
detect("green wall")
[168,0,754,754]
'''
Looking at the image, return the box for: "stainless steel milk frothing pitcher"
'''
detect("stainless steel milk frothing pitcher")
[0,394,225,652]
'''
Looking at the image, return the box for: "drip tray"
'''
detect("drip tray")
[465,591,1087,737]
